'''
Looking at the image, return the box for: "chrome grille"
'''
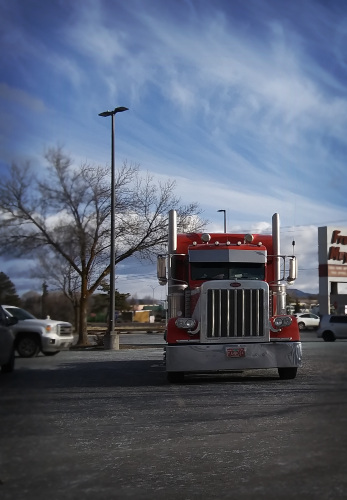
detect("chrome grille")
[206,288,265,338]
[58,324,72,336]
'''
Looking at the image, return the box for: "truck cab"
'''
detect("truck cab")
[158,211,301,382]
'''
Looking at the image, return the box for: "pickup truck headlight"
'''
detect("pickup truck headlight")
[45,325,57,333]
[175,318,197,330]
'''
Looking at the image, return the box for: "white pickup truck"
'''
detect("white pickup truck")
[0,305,74,357]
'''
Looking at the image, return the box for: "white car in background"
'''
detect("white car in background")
[317,315,347,342]
[294,313,320,330]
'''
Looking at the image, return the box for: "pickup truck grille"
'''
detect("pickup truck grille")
[58,324,72,336]
[206,288,266,339]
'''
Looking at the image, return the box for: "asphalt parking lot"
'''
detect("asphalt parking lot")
[1,333,346,500]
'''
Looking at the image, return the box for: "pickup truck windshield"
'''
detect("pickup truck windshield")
[3,307,36,320]
[190,262,265,281]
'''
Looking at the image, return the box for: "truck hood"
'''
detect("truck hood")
[17,319,71,327]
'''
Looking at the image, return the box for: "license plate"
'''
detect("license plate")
[226,347,245,358]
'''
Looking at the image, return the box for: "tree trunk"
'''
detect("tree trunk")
[77,276,90,345]
[74,303,80,336]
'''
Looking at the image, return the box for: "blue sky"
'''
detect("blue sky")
[1,0,347,300]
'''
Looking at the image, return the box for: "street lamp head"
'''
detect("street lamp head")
[114,106,129,113]
[217,209,225,213]
[99,107,129,117]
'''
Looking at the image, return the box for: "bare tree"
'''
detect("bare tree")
[0,147,206,344]
[34,252,82,329]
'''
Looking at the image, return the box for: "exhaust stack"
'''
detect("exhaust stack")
[271,213,286,315]
[272,213,280,283]
[168,209,177,254]
[167,210,186,317]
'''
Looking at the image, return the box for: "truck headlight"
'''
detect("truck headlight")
[274,316,292,328]
[175,318,197,330]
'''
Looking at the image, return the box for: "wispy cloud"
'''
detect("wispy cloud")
[0,83,46,112]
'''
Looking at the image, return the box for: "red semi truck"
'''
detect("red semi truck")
[157,210,302,382]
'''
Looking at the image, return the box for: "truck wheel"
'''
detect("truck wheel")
[42,351,59,356]
[16,335,40,358]
[322,331,336,342]
[167,372,185,383]
[1,348,15,373]
[278,367,297,380]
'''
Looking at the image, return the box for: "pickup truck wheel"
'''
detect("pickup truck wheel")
[16,335,40,358]
[42,351,59,356]
[278,367,297,380]
[1,348,15,373]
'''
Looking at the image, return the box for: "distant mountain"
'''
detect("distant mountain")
[287,288,318,300]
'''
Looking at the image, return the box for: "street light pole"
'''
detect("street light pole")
[217,209,227,233]
[99,106,128,350]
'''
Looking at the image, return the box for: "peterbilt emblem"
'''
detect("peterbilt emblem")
[230,282,241,287]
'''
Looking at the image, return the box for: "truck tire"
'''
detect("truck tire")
[278,367,297,379]
[1,348,15,373]
[167,372,185,383]
[322,331,336,342]
[16,334,40,358]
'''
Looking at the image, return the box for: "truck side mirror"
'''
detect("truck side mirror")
[287,257,297,283]
[157,255,167,285]
[5,317,18,327]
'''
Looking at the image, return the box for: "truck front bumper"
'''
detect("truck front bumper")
[166,341,302,373]
[41,334,74,352]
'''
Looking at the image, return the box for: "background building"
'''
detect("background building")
[318,227,347,315]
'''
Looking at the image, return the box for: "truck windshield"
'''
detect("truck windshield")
[190,262,265,281]
[3,307,36,320]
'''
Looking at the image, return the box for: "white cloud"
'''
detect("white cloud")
[0,83,46,112]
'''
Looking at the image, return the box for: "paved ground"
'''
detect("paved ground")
[0,334,346,500]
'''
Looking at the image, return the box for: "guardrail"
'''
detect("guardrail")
[87,323,166,334]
